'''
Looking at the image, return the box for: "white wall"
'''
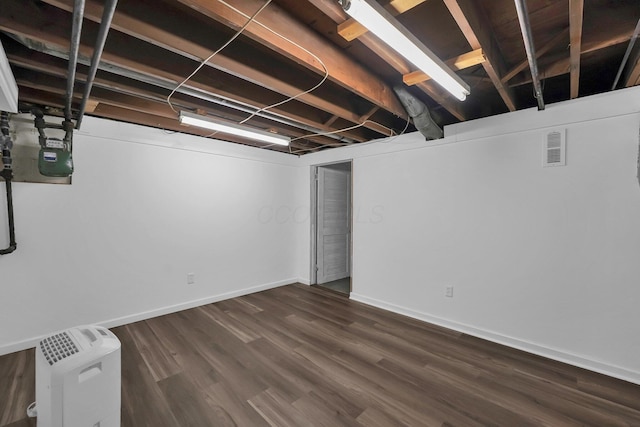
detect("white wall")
[299,86,640,384]
[3,86,640,385]
[0,116,299,354]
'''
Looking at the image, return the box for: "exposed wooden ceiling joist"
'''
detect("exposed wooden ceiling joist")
[624,46,640,87]
[501,29,568,84]
[174,0,407,118]
[509,28,640,88]
[10,50,368,147]
[403,49,485,86]
[40,0,389,138]
[13,67,345,148]
[442,0,517,111]
[0,0,637,153]
[583,27,639,55]
[1,1,387,144]
[621,19,640,88]
[569,0,584,99]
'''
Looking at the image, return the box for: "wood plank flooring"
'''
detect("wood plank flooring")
[2,283,640,426]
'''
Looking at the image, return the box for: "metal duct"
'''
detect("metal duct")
[393,86,443,140]
[612,18,640,90]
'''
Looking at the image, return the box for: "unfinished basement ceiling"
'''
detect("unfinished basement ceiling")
[0,0,639,154]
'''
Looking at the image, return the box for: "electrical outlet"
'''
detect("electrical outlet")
[187,273,195,285]
[445,286,454,298]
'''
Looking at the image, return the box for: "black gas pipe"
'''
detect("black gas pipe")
[0,111,16,255]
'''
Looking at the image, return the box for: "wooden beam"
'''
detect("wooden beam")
[509,28,640,87]
[13,66,347,149]
[501,29,568,83]
[624,46,640,87]
[386,0,427,14]
[323,115,340,127]
[509,56,570,87]
[442,0,517,111]
[15,86,80,112]
[40,0,388,138]
[622,20,640,87]
[337,0,427,41]
[358,106,379,122]
[403,49,485,86]
[1,2,379,143]
[582,27,637,54]
[569,0,584,98]
[175,0,406,118]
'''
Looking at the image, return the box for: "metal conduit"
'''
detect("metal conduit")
[514,0,545,110]
[612,18,640,90]
[65,0,86,121]
[76,0,118,130]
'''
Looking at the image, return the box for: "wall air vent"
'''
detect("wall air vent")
[543,128,566,167]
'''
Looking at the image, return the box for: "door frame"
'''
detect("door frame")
[310,160,353,286]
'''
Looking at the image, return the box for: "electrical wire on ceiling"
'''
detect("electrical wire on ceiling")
[166,0,274,114]
[289,114,411,155]
[166,0,402,149]
[290,119,396,144]
[166,0,330,126]
[216,0,330,125]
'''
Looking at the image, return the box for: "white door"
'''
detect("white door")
[316,166,350,284]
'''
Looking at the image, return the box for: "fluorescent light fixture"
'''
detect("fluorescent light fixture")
[340,0,470,101]
[179,111,291,146]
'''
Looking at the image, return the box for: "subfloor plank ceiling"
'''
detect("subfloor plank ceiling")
[1,0,639,154]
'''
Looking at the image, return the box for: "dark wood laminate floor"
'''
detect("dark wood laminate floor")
[2,283,640,426]
[315,277,351,295]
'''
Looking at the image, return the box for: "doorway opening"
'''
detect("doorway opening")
[310,161,352,296]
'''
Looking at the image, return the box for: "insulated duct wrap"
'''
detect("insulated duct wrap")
[393,86,443,140]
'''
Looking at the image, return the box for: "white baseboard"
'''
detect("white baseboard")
[0,278,294,356]
[351,293,640,386]
[296,278,311,285]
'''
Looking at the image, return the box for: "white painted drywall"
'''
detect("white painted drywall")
[0,116,299,354]
[299,86,640,384]
[2,86,640,386]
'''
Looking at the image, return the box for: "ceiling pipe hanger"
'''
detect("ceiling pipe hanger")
[514,0,545,110]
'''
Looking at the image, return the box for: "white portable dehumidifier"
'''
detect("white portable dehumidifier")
[34,325,121,427]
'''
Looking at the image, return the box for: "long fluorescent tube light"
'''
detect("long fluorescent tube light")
[340,0,470,101]
[179,111,291,146]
